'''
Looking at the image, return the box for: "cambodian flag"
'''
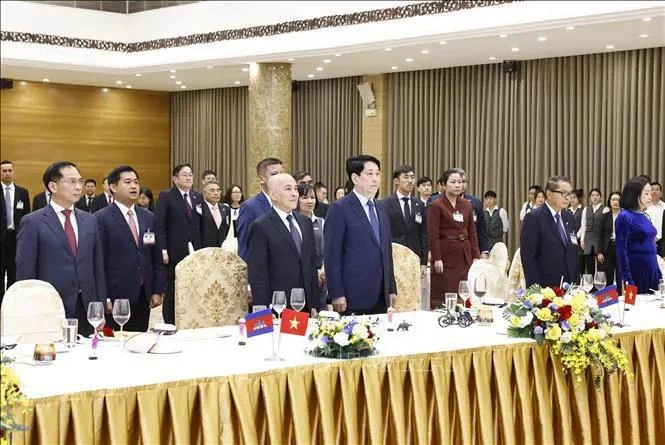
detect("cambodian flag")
[596,285,619,308]
[245,309,274,337]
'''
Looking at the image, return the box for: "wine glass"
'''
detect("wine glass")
[458,280,470,305]
[593,271,607,292]
[87,302,104,334]
[474,277,488,301]
[581,274,594,293]
[112,299,131,335]
[658,279,664,298]
[290,288,306,312]
[272,291,286,317]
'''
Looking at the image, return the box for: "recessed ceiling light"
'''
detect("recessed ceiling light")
[439,41,447,45]
[20,81,26,85]
[307,74,314,78]
[323,59,331,63]
[175,81,182,85]
[101,88,109,92]
[421,49,429,54]
[511,47,520,52]
[234,81,240,85]
[334,53,342,57]
[135,73,142,77]
[180,85,187,89]
[639,34,649,38]
[606,44,615,49]
[405,58,414,62]
[391,66,398,70]
[566,25,575,30]
[287,58,295,61]
[206,65,213,69]
[125,85,132,89]
[499,34,508,38]
[241,67,249,72]
[489,56,496,61]
[642,17,652,22]
[169,75,176,79]
[116,80,123,84]
[385,47,392,51]
[170,69,176,73]
[42,78,49,82]
[538,36,547,42]
[316,66,323,71]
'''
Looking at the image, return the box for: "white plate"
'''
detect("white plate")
[149,340,183,354]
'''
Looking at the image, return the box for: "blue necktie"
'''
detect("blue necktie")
[554,213,568,245]
[367,200,380,243]
[286,214,302,255]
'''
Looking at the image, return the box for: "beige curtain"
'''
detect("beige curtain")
[388,47,664,253]
[292,76,363,193]
[171,87,248,192]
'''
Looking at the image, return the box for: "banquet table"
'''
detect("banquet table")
[6,298,665,445]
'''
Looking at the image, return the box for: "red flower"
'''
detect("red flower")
[585,322,598,330]
[102,326,114,337]
[534,320,542,327]
[541,299,552,307]
[464,299,472,308]
[557,305,573,320]
[367,330,374,339]
[552,287,565,297]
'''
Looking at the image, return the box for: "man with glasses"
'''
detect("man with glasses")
[520,176,580,287]
[16,161,106,336]
[155,163,203,324]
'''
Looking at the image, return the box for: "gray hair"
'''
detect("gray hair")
[545,176,571,192]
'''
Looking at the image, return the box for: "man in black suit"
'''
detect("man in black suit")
[32,190,50,211]
[313,182,329,218]
[521,176,580,288]
[248,173,319,312]
[155,163,203,324]
[382,165,428,269]
[90,176,113,213]
[75,179,97,213]
[1,160,31,301]
[200,181,230,248]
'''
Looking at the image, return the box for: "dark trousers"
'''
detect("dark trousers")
[600,241,620,286]
[347,283,387,316]
[75,294,94,338]
[105,288,151,332]
[162,263,177,325]
[0,230,17,302]
[583,248,598,275]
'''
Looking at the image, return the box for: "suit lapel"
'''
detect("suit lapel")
[257,192,271,213]
[545,210,568,248]
[348,193,379,247]
[111,204,139,248]
[270,209,301,256]
[172,187,192,221]
[42,206,76,259]
[391,194,408,232]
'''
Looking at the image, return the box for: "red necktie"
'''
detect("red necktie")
[183,193,192,218]
[107,195,113,205]
[61,209,77,256]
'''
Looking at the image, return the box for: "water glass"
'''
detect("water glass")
[458,281,470,302]
[445,293,457,312]
[658,279,664,297]
[594,271,607,291]
[290,288,306,312]
[252,305,268,313]
[474,277,488,300]
[581,274,594,293]
[62,318,78,348]
[271,291,286,316]
[87,302,105,332]
[112,299,131,334]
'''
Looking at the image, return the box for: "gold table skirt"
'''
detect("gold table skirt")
[13,329,664,444]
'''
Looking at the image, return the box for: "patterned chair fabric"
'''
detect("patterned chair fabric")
[175,247,248,329]
[507,248,526,301]
[658,255,665,278]
[1,280,65,343]
[391,243,422,312]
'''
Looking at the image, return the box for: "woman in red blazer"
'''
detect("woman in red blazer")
[428,169,480,308]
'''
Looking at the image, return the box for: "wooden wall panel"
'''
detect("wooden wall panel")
[0,81,170,199]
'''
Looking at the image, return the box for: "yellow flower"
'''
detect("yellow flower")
[509,315,521,327]
[568,313,580,328]
[535,307,553,322]
[587,328,601,342]
[571,294,586,312]
[541,288,556,299]
[553,297,565,307]
[545,324,562,341]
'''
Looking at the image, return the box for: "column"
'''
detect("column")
[247,62,292,196]
[360,74,391,195]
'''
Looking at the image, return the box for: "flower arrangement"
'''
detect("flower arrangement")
[1,355,29,445]
[307,316,379,359]
[503,285,629,387]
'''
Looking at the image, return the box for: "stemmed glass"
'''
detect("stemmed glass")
[593,272,607,293]
[290,288,306,312]
[458,280,470,306]
[581,274,594,293]
[87,302,104,358]
[266,291,286,361]
[112,299,131,336]
[474,277,488,302]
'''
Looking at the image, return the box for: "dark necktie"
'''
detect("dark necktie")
[183,193,192,218]
[367,200,380,243]
[554,213,568,245]
[87,196,93,208]
[402,197,411,223]
[61,209,78,256]
[286,214,302,255]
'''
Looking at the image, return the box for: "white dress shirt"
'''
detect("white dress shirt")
[395,191,411,218]
[50,200,79,242]
[577,203,609,240]
[114,201,140,232]
[273,206,302,239]
[646,200,665,241]
[206,201,227,228]
[3,182,15,229]
[519,201,536,221]
[486,205,510,232]
[353,189,375,223]
[262,191,272,207]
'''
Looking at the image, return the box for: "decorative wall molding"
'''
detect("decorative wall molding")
[1,0,518,53]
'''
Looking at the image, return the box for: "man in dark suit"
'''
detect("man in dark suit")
[237,158,284,261]
[382,165,428,269]
[75,179,97,213]
[1,160,31,301]
[16,161,106,336]
[155,163,203,324]
[248,174,319,311]
[324,155,397,315]
[32,190,50,211]
[455,168,490,256]
[200,181,230,247]
[426,175,445,206]
[521,176,580,288]
[96,166,166,332]
[90,177,113,213]
[313,182,329,218]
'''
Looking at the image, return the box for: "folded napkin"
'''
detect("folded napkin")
[482,296,505,306]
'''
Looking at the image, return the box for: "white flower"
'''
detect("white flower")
[560,332,573,343]
[598,328,607,340]
[531,293,544,305]
[585,298,598,311]
[518,312,533,328]
[577,320,586,331]
[314,338,326,349]
[352,323,369,339]
[333,332,350,347]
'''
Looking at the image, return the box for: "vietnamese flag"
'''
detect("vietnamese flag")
[280,309,309,336]
[624,284,638,305]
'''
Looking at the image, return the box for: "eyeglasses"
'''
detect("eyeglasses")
[551,190,573,198]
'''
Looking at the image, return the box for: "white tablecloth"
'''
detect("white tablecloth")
[8,297,665,400]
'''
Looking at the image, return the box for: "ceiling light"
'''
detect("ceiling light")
[287,58,295,61]
[316,66,323,71]
[125,85,132,89]
[170,69,176,73]
[20,81,26,85]
[385,47,392,51]
[135,73,142,77]
[391,66,398,70]
[421,49,429,54]
[511,47,519,52]
[499,34,508,38]
[234,81,240,85]
[307,74,314,78]
[116,80,123,84]
[169,75,176,79]
[175,81,182,85]
[639,34,649,38]
[642,17,652,22]
[42,78,50,82]
[241,67,249,72]
[538,36,547,42]
[101,88,109,92]
[606,44,615,49]
[405,58,414,62]
[566,26,575,30]
[323,59,331,63]
[489,56,496,61]
[206,65,213,69]
[180,85,187,89]
[334,53,342,57]
[439,41,447,45]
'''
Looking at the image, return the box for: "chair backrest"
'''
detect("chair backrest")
[467,258,509,300]
[507,248,526,301]
[658,255,665,278]
[175,247,248,329]
[391,243,421,312]
[1,280,65,343]
[488,242,510,273]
